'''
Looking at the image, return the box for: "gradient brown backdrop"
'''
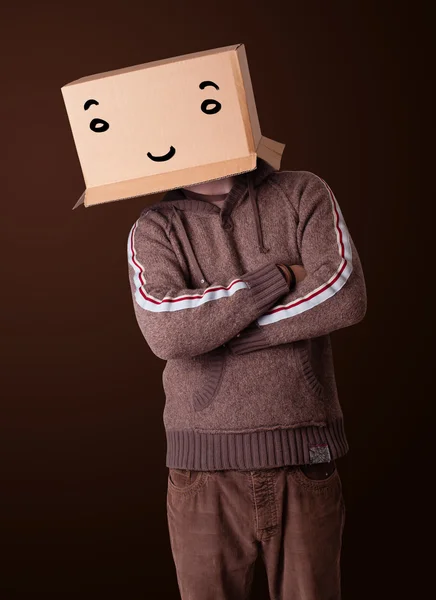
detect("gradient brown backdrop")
[0,1,431,598]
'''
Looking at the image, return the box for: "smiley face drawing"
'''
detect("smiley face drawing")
[82,80,223,165]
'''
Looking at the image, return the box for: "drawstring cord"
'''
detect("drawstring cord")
[170,171,269,292]
[171,206,209,286]
[247,173,269,254]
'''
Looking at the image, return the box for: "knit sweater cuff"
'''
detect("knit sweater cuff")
[228,322,271,355]
[243,263,290,315]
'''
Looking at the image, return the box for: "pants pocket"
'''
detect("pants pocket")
[287,462,340,493]
[167,468,209,495]
[298,460,337,481]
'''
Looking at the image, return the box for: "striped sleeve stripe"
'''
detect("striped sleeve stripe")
[127,220,249,313]
[258,176,353,326]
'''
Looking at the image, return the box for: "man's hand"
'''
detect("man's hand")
[289,265,307,284]
[277,264,308,289]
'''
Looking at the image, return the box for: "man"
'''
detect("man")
[61,42,366,598]
[127,157,367,599]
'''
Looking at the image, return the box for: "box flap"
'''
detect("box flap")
[256,136,286,170]
[72,191,86,210]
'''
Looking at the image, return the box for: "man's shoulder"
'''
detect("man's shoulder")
[129,203,172,240]
[268,169,323,189]
[267,169,329,204]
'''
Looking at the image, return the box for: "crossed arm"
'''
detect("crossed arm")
[127,174,367,360]
[224,176,367,354]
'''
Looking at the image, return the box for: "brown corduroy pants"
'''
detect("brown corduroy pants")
[167,461,345,600]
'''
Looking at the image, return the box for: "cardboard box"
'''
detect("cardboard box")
[61,43,285,209]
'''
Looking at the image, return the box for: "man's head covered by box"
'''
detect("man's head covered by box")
[61,43,285,209]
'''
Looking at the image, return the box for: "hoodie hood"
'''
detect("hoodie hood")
[153,158,277,285]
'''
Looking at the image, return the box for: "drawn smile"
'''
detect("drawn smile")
[147,146,176,162]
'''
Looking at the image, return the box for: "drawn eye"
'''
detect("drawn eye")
[201,99,222,115]
[90,118,109,133]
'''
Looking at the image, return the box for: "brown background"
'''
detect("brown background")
[0,1,431,598]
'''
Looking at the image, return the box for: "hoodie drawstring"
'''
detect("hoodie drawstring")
[171,206,210,286]
[247,172,269,254]
[171,170,269,289]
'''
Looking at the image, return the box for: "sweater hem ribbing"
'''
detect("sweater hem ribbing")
[165,418,348,470]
